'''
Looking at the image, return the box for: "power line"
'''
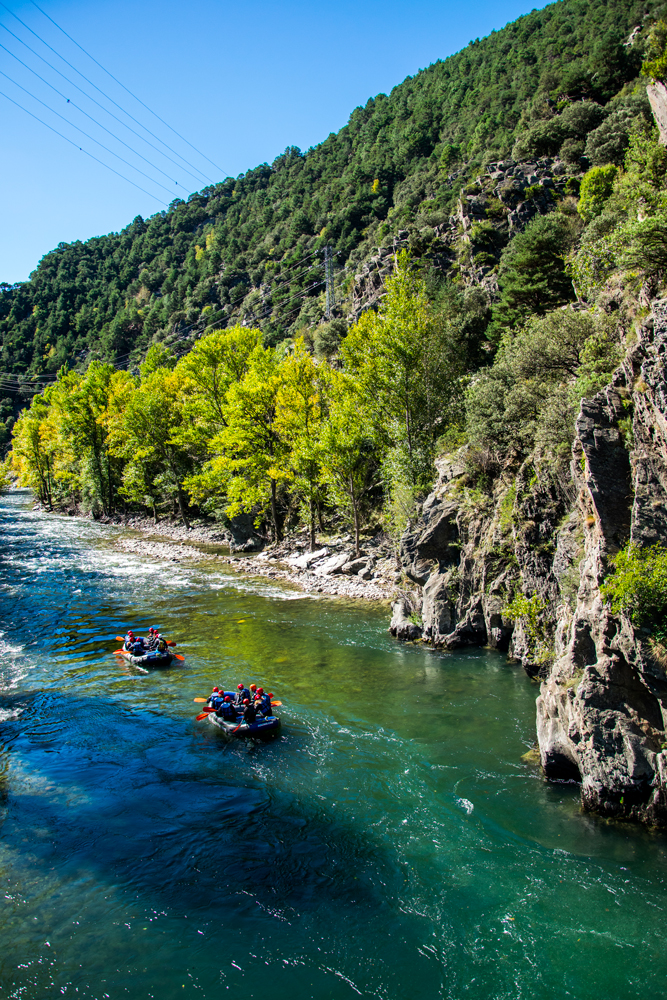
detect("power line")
[30,0,229,180]
[2,1,218,184]
[0,87,167,203]
[0,67,177,198]
[0,48,191,191]
[0,20,210,187]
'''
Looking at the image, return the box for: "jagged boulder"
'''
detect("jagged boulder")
[389,597,422,641]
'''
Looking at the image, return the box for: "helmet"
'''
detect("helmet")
[224,695,231,702]
[128,630,134,636]
[250,683,257,691]
[243,698,249,704]
[212,687,219,693]
[268,693,274,699]
[148,627,154,634]
[257,687,264,695]
[237,684,244,690]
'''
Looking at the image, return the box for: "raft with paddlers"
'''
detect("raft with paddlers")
[194,686,282,740]
[113,628,183,668]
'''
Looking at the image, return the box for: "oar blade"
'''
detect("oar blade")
[173,653,185,661]
[271,700,282,707]
[196,711,209,721]
[193,697,207,703]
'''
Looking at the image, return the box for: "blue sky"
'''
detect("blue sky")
[0,0,551,283]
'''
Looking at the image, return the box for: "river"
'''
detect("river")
[0,488,666,999]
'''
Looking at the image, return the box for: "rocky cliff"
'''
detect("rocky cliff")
[391,300,667,828]
[348,156,574,319]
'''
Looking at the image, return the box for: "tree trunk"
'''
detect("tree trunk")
[92,448,108,516]
[350,475,360,557]
[176,485,190,530]
[43,457,53,509]
[270,479,282,542]
[309,497,316,552]
[106,451,113,515]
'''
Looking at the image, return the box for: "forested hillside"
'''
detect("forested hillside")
[0,0,660,393]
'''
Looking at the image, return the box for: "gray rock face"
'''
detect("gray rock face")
[647,81,667,146]
[389,597,423,641]
[391,452,569,662]
[537,310,667,826]
[391,302,667,827]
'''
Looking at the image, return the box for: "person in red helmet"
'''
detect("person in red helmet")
[207,686,222,709]
[242,697,258,725]
[255,687,271,715]
[234,683,251,707]
[124,629,145,654]
[218,695,236,721]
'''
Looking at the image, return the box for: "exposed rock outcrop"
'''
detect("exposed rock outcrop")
[537,306,667,826]
[647,81,667,145]
[391,300,667,828]
[349,158,575,319]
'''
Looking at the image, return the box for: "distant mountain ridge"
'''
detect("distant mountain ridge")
[0,0,660,382]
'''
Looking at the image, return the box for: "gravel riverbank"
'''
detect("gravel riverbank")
[112,515,399,603]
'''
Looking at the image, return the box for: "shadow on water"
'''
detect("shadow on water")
[0,688,468,1000]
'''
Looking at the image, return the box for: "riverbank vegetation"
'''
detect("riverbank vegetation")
[9,255,465,550]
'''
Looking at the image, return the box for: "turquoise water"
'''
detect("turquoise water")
[0,489,666,1000]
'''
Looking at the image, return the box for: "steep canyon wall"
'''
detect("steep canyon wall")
[391,302,667,827]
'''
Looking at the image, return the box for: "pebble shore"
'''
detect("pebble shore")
[113,516,398,603]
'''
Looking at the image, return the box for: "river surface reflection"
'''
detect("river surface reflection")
[0,489,665,999]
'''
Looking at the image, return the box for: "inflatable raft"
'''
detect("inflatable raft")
[118,648,175,668]
[209,712,281,739]
[205,692,281,739]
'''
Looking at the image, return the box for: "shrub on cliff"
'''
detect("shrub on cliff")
[466,307,621,462]
[491,214,578,334]
[602,543,667,644]
[578,165,619,222]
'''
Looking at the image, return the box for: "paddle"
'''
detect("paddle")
[196,706,217,720]
[271,701,282,707]
[193,697,207,703]
[172,653,185,661]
